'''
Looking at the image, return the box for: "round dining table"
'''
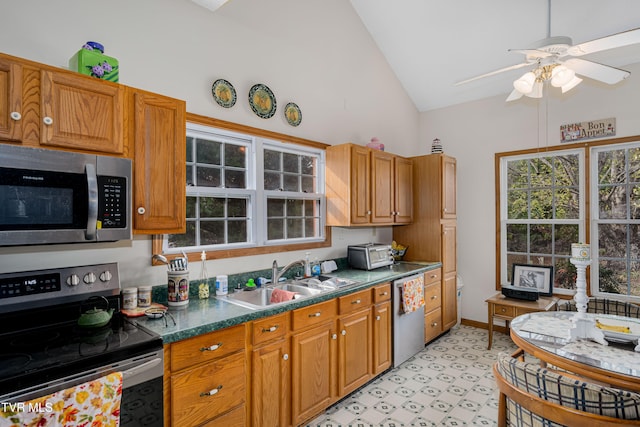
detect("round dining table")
[510,311,640,393]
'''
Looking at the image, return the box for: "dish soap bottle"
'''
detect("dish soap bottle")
[311,257,321,277]
[198,251,209,299]
[304,252,312,278]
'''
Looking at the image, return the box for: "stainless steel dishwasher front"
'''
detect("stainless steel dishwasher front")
[393,273,425,367]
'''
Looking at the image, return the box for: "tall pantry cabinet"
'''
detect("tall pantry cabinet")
[393,154,458,338]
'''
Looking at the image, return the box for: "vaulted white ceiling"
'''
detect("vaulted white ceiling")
[350,0,640,112]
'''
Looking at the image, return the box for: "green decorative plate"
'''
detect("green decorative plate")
[284,102,302,126]
[211,79,237,108]
[248,83,276,118]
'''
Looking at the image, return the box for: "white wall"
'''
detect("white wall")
[0,0,416,285]
[420,65,640,323]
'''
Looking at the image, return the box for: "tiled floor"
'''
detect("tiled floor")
[307,324,518,427]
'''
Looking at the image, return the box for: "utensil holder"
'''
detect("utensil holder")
[168,270,189,307]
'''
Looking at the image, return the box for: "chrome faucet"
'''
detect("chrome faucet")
[271,259,306,285]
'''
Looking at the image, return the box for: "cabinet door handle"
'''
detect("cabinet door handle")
[43,116,53,125]
[376,315,381,321]
[137,207,146,215]
[341,329,346,336]
[200,385,222,397]
[379,291,388,296]
[200,343,222,352]
[351,299,361,305]
[431,322,438,327]
[431,295,438,300]
[262,325,279,333]
[308,312,321,318]
[332,333,337,340]
[10,111,21,121]
[283,353,289,361]
[366,210,372,215]
[429,274,437,279]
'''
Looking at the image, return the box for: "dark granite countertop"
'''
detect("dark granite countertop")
[134,261,441,344]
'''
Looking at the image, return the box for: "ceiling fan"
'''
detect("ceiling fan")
[456,2,640,101]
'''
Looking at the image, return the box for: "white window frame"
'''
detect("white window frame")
[590,141,640,301]
[162,124,325,254]
[499,149,585,295]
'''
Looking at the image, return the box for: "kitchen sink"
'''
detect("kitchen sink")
[218,283,323,310]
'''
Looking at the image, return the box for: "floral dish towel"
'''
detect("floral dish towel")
[0,371,123,427]
[402,275,425,313]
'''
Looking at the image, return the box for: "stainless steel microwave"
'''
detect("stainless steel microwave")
[0,145,132,246]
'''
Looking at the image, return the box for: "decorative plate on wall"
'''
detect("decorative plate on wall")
[284,102,302,127]
[211,79,237,108]
[248,83,276,119]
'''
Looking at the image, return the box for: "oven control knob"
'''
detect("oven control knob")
[100,271,113,282]
[67,274,80,287]
[83,272,97,285]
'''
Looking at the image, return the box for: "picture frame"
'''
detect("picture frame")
[510,263,553,296]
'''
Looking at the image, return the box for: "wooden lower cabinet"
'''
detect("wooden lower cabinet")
[424,269,443,343]
[337,308,372,396]
[372,299,392,374]
[251,313,290,427]
[165,324,246,427]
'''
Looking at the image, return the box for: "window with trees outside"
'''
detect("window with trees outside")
[162,123,325,254]
[498,139,640,300]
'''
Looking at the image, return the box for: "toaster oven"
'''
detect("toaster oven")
[347,243,394,270]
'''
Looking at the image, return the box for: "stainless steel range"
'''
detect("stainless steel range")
[0,263,163,426]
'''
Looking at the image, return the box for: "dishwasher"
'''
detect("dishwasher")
[393,273,425,367]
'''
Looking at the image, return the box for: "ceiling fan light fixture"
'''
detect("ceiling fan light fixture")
[513,72,536,94]
[525,81,543,98]
[190,0,230,12]
[561,76,583,93]
[551,65,575,87]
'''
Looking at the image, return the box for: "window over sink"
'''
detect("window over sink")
[161,122,326,255]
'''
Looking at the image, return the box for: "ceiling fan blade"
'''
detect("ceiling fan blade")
[455,62,532,86]
[508,48,553,59]
[563,58,630,84]
[567,27,640,56]
[506,89,524,102]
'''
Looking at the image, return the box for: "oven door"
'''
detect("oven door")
[0,349,163,427]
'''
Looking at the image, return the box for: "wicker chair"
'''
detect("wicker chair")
[558,297,640,318]
[494,352,640,427]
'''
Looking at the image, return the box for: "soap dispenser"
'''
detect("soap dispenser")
[304,252,311,278]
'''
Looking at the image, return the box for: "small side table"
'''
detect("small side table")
[485,293,559,350]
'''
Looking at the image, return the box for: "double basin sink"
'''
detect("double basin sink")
[218,276,358,310]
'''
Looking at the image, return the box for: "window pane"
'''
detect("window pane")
[304,200,316,216]
[168,221,196,248]
[554,224,578,255]
[196,166,221,187]
[305,218,317,237]
[283,153,298,173]
[225,144,246,168]
[301,176,314,193]
[599,186,627,219]
[506,224,527,252]
[507,159,529,189]
[268,218,284,240]
[631,184,640,219]
[598,149,625,185]
[506,253,528,283]
[507,190,528,219]
[186,165,194,186]
[530,224,552,254]
[283,174,299,192]
[599,260,626,294]
[186,197,197,218]
[264,150,280,171]
[631,261,640,297]
[228,220,247,243]
[201,198,225,218]
[268,199,284,216]
[197,139,221,165]
[201,221,224,245]
[225,170,246,189]
[301,156,315,175]
[287,199,303,217]
[264,172,281,191]
[554,156,578,186]
[287,218,303,238]
[631,224,640,259]
[186,137,194,163]
[530,158,552,187]
[530,189,553,219]
[554,188,579,219]
[554,258,576,291]
[228,198,247,218]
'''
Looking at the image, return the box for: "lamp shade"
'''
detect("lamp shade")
[513,72,536,94]
[561,76,583,93]
[551,65,575,87]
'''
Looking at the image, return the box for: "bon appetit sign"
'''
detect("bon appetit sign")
[560,118,616,143]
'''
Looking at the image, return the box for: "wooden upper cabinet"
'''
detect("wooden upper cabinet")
[394,156,413,224]
[350,144,371,224]
[326,143,412,226]
[129,88,186,234]
[442,155,457,218]
[0,57,22,141]
[40,69,124,154]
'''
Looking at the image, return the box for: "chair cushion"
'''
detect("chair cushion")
[496,352,640,426]
[559,298,640,318]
